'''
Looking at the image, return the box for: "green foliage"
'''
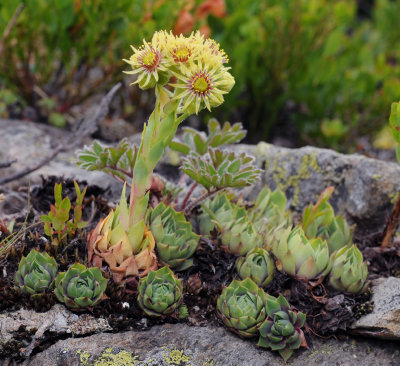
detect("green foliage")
[0,0,185,116]
[301,186,353,255]
[181,148,261,191]
[54,263,108,308]
[217,278,268,338]
[77,139,138,181]
[208,0,400,146]
[137,266,184,317]
[40,181,87,246]
[14,249,58,298]
[236,248,275,287]
[169,119,246,155]
[329,244,368,294]
[389,101,400,163]
[148,203,200,271]
[258,294,307,362]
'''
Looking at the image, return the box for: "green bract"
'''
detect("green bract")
[221,216,264,256]
[217,278,268,337]
[137,266,183,317]
[197,193,246,236]
[258,294,307,362]
[329,244,368,294]
[148,203,200,271]
[54,263,107,308]
[14,249,58,297]
[236,248,275,287]
[272,226,331,281]
[302,186,353,254]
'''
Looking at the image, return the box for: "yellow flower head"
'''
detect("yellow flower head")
[171,63,235,114]
[124,39,168,89]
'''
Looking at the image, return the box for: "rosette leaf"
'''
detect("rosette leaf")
[236,247,275,287]
[221,216,264,256]
[302,186,353,254]
[14,249,58,297]
[54,263,107,309]
[258,295,307,362]
[148,203,200,271]
[249,186,293,249]
[181,148,261,191]
[137,266,183,317]
[329,244,368,294]
[197,193,246,236]
[217,278,268,337]
[272,226,331,281]
[87,185,157,283]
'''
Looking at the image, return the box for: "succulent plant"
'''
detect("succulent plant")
[148,203,200,271]
[249,186,293,250]
[258,294,307,362]
[236,248,275,287]
[14,249,58,297]
[137,266,184,317]
[54,263,107,308]
[197,193,246,236]
[181,148,261,191]
[272,226,331,281]
[221,216,264,256]
[87,185,157,283]
[302,186,353,254]
[217,278,268,337]
[329,244,368,294]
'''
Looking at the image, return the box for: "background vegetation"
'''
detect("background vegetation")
[1,0,400,150]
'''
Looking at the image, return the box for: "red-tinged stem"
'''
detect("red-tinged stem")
[180,182,198,211]
[381,192,400,247]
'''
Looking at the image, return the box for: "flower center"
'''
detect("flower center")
[142,52,156,66]
[193,77,209,92]
[173,46,191,63]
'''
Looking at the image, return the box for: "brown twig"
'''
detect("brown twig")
[180,182,198,211]
[0,3,25,58]
[183,187,223,216]
[0,83,122,186]
[381,192,400,247]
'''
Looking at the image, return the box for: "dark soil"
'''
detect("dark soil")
[0,175,397,349]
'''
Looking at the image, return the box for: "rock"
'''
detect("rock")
[0,304,111,359]
[27,323,400,366]
[0,119,122,197]
[351,277,400,340]
[236,142,400,235]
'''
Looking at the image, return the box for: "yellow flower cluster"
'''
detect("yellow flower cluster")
[124,31,235,114]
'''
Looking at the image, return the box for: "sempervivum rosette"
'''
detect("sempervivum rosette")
[217,278,268,337]
[137,266,184,317]
[14,249,58,297]
[258,294,307,362]
[54,263,107,309]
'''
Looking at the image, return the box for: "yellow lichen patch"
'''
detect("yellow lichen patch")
[76,349,91,365]
[93,347,141,366]
[256,143,322,207]
[161,346,191,365]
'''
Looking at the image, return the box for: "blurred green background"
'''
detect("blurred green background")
[1,0,400,151]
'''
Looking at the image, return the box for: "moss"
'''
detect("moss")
[256,143,322,207]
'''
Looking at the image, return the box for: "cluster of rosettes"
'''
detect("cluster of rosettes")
[124,31,235,114]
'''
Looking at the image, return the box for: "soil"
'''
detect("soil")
[1,176,399,357]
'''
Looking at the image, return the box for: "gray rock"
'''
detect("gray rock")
[0,304,111,359]
[351,277,400,340]
[0,119,122,196]
[27,323,400,366]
